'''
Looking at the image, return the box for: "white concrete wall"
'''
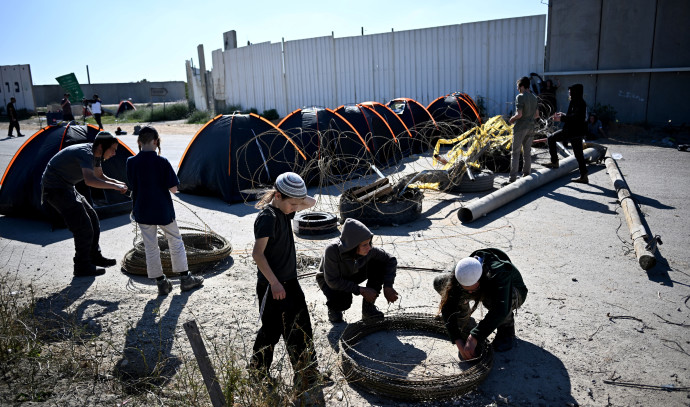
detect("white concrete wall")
[1,65,36,112]
[213,15,546,117]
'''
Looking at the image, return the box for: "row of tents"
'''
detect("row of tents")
[0,94,481,220]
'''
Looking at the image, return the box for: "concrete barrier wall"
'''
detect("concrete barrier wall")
[1,65,36,112]
[546,0,690,125]
[33,81,187,107]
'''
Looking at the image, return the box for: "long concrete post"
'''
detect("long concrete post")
[604,150,656,270]
[457,147,605,223]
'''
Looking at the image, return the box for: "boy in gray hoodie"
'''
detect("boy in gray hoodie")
[316,218,398,323]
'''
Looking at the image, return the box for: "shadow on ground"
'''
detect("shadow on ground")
[33,276,119,342]
[113,291,194,394]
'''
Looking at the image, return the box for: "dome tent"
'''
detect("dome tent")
[334,104,402,168]
[359,101,413,157]
[277,107,370,185]
[115,100,136,118]
[0,123,134,221]
[177,113,306,203]
[426,92,482,134]
[386,98,438,154]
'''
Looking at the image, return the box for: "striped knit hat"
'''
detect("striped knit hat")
[275,172,307,199]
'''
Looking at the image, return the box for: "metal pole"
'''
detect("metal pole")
[458,146,606,223]
[86,65,91,84]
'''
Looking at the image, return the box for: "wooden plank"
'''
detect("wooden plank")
[358,184,394,202]
[352,178,389,197]
[183,320,227,407]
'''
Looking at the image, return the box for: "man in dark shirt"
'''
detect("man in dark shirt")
[61,93,75,122]
[41,132,128,276]
[7,97,24,137]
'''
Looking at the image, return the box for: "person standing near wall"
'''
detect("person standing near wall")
[61,93,75,122]
[539,79,560,117]
[6,97,24,137]
[543,84,589,184]
[91,94,104,130]
[507,76,539,184]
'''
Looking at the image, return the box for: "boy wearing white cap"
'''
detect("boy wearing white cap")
[433,248,527,359]
[250,172,320,391]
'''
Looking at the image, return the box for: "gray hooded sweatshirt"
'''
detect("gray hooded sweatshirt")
[317,218,397,294]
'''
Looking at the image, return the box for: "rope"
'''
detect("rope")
[339,312,493,401]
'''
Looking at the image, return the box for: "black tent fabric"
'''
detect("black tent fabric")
[359,101,413,157]
[426,92,482,134]
[277,107,369,185]
[115,100,136,118]
[386,98,438,154]
[0,123,134,220]
[177,113,306,203]
[333,104,402,168]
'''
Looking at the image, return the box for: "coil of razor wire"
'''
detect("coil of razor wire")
[121,199,232,276]
[339,312,493,401]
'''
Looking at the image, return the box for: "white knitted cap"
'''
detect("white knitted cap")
[454,257,482,286]
[275,172,307,199]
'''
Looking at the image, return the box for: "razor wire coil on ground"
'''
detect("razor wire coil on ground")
[121,199,232,276]
[339,312,493,401]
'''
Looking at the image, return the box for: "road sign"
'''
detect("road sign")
[55,73,84,102]
[150,87,168,97]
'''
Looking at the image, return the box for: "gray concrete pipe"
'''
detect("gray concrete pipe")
[457,147,604,223]
[604,150,656,270]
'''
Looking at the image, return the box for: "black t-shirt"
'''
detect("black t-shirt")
[254,205,296,283]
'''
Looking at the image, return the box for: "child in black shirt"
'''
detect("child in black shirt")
[250,172,319,392]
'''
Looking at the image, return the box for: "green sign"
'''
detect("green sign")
[55,73,84,103]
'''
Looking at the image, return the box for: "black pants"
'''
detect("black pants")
[94,113,103,130]
[8,119,21,136]
[251,279,317,377]
[315,258,386,311]
[547,129,588,177]
[43,187,101,269]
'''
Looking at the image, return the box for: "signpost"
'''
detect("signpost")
[150,87,169,117]
[55,73,84,103]
[150,87,168,97]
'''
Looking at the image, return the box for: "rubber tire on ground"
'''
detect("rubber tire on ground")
[339,187,423,227]
[293,211,338,236]
[450,169,495,193]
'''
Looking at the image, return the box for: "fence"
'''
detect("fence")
[200,15,545,117]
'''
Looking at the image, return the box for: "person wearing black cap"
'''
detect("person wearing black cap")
[41,131,128,276]
[250,172,322,391]
[543,84,589,183]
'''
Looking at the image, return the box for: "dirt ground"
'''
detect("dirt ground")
[0,118,689,406]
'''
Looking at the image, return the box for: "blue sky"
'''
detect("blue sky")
[2,0,547,85]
